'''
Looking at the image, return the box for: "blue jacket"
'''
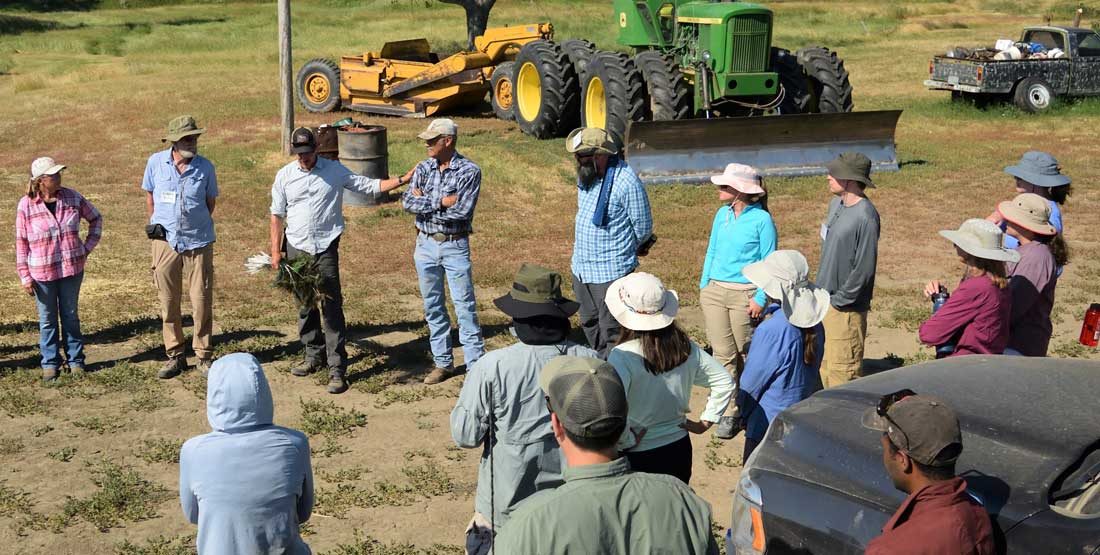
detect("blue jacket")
[736,305,823,443]
[180,353,314,555]
[698,202,777,307]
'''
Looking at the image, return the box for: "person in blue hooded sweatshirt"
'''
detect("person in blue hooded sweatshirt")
[179,353,314,555]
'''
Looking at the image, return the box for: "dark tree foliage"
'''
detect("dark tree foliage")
[439,0,496,51]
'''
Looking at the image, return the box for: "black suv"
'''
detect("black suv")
[725,356,1100,554]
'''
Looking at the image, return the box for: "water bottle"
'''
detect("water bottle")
[931,285,956,357]
[1080,303,1100,348]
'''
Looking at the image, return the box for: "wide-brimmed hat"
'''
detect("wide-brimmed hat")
[565,127,618,155]
[604,272,678,331]
[162,115,205,143]
[30,157,65,179]
[742,250,831,328]
[710,163,765,195]
[494,263,580,319]
[417,118,458,141]
[290,127,317,154]
[998,193,1057,236]
[1004,151,1070,187]
[826,151,875,188]
[938,218,1020,263]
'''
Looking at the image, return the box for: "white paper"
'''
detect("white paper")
[820,223,828,241]
[995,39,1013,51]
[157,190,177,204]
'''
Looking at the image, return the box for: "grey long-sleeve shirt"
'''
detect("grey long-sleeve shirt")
[816,196,880,312]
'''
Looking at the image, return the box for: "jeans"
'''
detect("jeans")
[33,272,85,370]
[414,234,483,369]
[571,275,620,359]
[288,237,347,370]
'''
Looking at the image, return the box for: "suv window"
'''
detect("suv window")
[1024,30,1065,51]
[1077,33,1100,57]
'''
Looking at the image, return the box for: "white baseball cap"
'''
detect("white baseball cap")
[417,118,458,141]
[30,157,65,179]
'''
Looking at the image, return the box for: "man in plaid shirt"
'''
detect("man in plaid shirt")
[402,118,484,385]
[567,128,654,358]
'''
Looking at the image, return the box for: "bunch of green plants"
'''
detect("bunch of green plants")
[273,256,328,309]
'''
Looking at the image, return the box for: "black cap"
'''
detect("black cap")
[290,127,316,154]
[863,394,962,467]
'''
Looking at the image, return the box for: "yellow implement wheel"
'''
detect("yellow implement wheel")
[516,61,542,123]
[295,58,341,113]
[584,75,607,130]
[496,79,513,110]
[490,61,517,121]
[304,73,331,105]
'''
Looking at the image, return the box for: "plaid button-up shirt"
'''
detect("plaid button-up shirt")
[401,152,481,235]
[571,158,653,284]
[15,187,102,284]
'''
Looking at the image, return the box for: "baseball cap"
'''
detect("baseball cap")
[290,127,317,154]
[862,391,962,467]
[539,356,627,439]
[30,157,66,179]
[565,127,617,155]
[417,118,458,141]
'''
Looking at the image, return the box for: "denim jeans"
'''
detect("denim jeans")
[33,272,85,370]
[414,234,484,368]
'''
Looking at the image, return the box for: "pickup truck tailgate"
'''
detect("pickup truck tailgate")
[931,58,981,85]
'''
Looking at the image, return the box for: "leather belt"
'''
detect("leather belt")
[418,229,470,242]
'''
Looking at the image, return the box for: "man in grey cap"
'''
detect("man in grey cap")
[494,356,719,554]
[816,151,880,388]
[402,118,484,384]
[566,127,654,359]
[863,390,994,554]
[143,115,218,379]
[270,127,409,393]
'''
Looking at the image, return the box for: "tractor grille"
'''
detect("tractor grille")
[728,14,770,73]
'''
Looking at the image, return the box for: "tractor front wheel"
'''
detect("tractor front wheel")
[513,40,578,139]
[490,61,516,121]
[634,50,690,121]
[296,58,341,113]
[582,51,646,149]
[795,47,853,113]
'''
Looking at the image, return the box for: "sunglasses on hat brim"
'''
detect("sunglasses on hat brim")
[877,388,916,452]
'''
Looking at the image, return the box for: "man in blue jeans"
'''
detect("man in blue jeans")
[402,118,484,384]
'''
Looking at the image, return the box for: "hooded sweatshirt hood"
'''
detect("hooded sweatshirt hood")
[207,353,274,432]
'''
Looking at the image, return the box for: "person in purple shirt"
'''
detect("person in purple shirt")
[997,193,1067,356]
[987,151,1070,253]
[919,219,1018,357]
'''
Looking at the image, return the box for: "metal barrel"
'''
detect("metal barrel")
[338,125,389,206]
[624,110,903,185]
[314,126,340,161]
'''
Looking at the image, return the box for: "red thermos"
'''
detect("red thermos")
[1081,304,1100,347]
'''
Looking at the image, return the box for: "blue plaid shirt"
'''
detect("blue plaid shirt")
[571,158,653,284]
[401,152,480,235]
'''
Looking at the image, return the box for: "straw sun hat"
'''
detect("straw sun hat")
[997,193,1057,236]
[742,250,831,329]
[604,273,679,331]
[939,219,1020,263]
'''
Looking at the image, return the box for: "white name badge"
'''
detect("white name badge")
[158,191,177,204]
[820,223,828,241]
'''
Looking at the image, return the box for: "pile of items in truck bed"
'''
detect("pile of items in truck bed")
[944,39,1065,61]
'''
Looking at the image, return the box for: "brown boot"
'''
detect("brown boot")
[326,369,348,394]
[157,356,187,379]
[422,366,455,385]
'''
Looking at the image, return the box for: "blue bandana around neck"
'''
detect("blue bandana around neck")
[588,156,619,227]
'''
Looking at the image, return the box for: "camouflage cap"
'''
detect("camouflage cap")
[566,127,618,155]
[163,115,205,143]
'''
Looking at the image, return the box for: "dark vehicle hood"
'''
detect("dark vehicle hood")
[750,356,1100,530]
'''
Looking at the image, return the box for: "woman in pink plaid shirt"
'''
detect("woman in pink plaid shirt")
[15,157,102,381]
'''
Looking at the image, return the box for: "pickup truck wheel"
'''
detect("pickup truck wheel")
[1014,77,1054,112]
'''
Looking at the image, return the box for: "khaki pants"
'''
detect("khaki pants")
[820,306,867,388]
[700,282,756,376]
[151,241,214,360]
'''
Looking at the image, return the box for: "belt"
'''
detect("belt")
[418,229,470,242]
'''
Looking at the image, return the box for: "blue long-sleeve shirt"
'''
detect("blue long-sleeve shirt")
[571,158,653,284]
[401,152,481,234]
[698,202,777,307]
[736,305,824,443]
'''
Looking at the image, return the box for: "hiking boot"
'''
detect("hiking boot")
[157,356,187,380]
[326,369,348,394]
[714,410,743,440]
[42,367,60,382]
[195,358,213,376]
[69,365,86,377]
[423,366,455,385]
[291,359,323,377]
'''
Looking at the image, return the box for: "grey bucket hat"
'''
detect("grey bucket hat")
[939,218,1020,263]
[1004,151,1070,187]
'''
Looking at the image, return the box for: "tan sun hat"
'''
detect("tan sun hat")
[604,272,679,331]
[998,193,1057,236]
[565,127,618,155]
[30,157,66,179]
[417,118,458,141]
[162,115,205,143]
[939,218,1020,263]
[710,163,765,195]
[742,250,831,328]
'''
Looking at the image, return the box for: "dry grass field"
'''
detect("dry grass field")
[1,0,1099,553]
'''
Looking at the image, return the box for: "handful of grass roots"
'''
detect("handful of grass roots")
[273,256,329,309]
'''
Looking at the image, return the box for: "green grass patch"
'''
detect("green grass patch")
[299,398,367,437]
[48,446,77,463]
[0,388,47,418]
[115,534,196,555]
[311,438,350,458]
[136,438,182,464]
[31,424,53,437]
[0,436,25,456]
[373,385,455,408]
[129,388,176,412]
[1051,339,1099,359]
[73,415,126,435]
[55,459,172,532]
[323,530,463,555]
[316,465,368,483]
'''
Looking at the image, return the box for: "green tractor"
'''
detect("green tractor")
[501,0,899,183]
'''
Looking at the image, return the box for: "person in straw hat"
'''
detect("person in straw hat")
[918,219,1018,357]
[603,272,734,484]
[698,163,776,439]
[450,264,598,553]
[987,151,1071,253]
[737,250,828,459]
[143,115,219,379]
[16,156,102,381]
[997,193,1067,357]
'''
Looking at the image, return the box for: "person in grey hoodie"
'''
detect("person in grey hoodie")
[180,353,314,555]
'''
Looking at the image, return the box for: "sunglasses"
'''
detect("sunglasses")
[877,388,916,452]
[545,395,555,415]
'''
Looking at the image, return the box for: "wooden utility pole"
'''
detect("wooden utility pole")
[278,0,293,155]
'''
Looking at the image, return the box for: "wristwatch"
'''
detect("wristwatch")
[396,175,406,185]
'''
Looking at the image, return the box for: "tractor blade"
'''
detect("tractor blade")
[624,110,903,185]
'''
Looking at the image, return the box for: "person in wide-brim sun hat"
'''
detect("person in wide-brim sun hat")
[991,151,1071,252]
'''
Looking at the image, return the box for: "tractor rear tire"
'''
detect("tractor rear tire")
[490,61,516,121]
[771,47,811,114]
[795,47,853,113]
[634,50,690,121]
[582,51,646,149]
[296,58,341,113]
[562,39,597,83]
[513,40,579,139]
